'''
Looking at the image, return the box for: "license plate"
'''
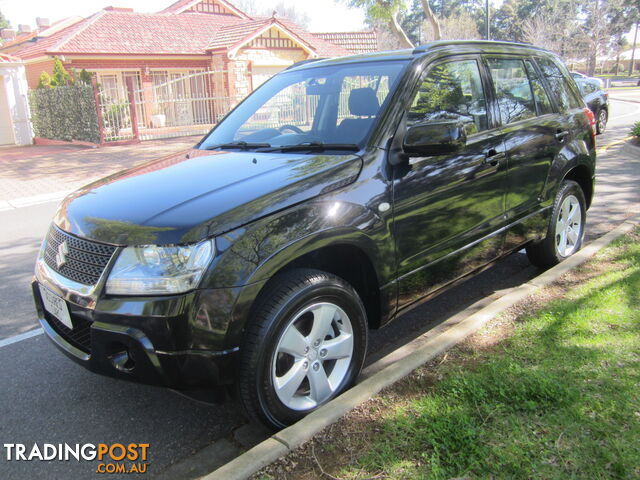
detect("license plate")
[39,285,73,330]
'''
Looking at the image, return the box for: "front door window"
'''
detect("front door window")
[408,59,488,134]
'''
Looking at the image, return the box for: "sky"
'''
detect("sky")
[0,0,367,32]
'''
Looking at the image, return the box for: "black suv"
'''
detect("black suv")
[33,41,596,429]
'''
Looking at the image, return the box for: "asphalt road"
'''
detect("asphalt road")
[0,97,638,479]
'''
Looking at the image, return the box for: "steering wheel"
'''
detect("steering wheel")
[278,124,304,134]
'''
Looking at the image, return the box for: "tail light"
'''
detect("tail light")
[584,107,596,138]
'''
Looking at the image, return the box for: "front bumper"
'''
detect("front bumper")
[32,272,239,389]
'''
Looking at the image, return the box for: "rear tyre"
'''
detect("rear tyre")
[237,268,368,429]
[596,108,607,135]
[526,180,586,269]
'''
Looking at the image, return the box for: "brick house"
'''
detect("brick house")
[1,0,378,134]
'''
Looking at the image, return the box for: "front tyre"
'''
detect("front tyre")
[237,269,367,429]
[526,180,586,268]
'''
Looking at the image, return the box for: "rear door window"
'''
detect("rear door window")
[487,57,537,124]
[536,57,583,111]
[523,59,554,115]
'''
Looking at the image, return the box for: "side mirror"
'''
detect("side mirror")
[403,120,467,156]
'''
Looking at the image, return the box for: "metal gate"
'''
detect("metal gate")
[95,70,248,143]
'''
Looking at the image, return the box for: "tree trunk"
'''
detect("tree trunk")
[420,0,442,41]
[388,12,414,48]
[587,53,596,77]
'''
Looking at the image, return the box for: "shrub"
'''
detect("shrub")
[28,84,100,143]
[631,121,640,138]
[37,72,52,89]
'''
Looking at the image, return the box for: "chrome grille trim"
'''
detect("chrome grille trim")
[43,226,117,286]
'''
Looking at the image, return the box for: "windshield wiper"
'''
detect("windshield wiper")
[205,141,271,151]
[256,141,360,153]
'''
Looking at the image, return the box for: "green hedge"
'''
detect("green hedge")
[29,84,100,143]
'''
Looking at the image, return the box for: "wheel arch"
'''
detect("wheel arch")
[563,163,594,209]
[225,235,386,350]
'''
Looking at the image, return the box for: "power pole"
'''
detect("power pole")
[630,21,638,76]
[486,0,491,40]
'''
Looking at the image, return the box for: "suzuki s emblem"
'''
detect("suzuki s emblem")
[56,241,69,268]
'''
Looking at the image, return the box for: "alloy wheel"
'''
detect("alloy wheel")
[272,302,354,411]
[597,110,607,133]
[555,194,582,257]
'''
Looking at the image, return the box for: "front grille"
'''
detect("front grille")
[44,226,117,285]
[44,311,92,353]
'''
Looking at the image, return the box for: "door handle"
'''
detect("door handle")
[484,149,505,166]
[555,130,569,142]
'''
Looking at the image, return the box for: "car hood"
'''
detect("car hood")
[54,149,363,245]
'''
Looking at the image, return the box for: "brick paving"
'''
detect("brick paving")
[0,136,200,204]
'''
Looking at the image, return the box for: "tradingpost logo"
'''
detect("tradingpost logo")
[4,443,150,474]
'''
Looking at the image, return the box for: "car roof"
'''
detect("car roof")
[287,40,555,72]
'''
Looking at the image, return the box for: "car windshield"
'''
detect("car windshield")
[199,60,407,152]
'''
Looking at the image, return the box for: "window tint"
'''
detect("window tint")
[408,59,488,135]
[337,74,392,127]
[536,57,583,111]
[487,57,536,124]
[524,59,554,115]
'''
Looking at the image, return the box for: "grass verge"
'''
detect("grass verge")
[256,227,640,480]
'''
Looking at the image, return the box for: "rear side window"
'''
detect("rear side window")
[487,57,536,124]
[577,80,596,95]
[523,59,554,115]
[408,59,488,135]
[536,57,583,111]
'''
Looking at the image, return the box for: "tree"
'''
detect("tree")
[51,57,72,86]
[268,2,311,28]
[78,69,93,85]
[577,0,637,75]
[232,0,311,28]
[37,72,52,89]
[37,58,75,88]
[0,9,10,30]
[522,12,562,52]
[419,0,441,40]
[346,0,443,48]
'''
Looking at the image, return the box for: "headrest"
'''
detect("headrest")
[348,87,380,117]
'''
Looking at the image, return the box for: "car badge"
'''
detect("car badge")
[56,241,69,269]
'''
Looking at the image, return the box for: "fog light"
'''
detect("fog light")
[108,348,135,372]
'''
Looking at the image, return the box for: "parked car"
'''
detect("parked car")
[570,71,604,88]
[33,41,596,429]
[576,78,609,134]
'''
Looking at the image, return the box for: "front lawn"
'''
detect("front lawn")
[257,228,640,479]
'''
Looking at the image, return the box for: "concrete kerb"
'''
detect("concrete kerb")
[202,214,640,480]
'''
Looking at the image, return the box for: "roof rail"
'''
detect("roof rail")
[412,40,545,55]
[285,58,326,70]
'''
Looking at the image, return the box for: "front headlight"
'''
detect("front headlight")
[105,239,214,295]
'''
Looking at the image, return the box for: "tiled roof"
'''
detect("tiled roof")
[1,31,39,49]
[161,0,251,18]
[206,18,346,57]
[207,19,273,51]
[14,11,244,57]
[0,17,83,52]
[313,31,378,54]
[8,16,95,59]
[8,7,352,60]
[275,18,352,57]
[0,52,22,63]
